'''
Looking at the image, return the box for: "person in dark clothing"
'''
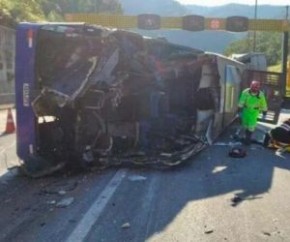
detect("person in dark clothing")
[263,118,290,149]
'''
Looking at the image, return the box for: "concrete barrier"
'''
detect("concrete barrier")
[0,93,15,109]
[0,25,15,109]
[0,93,14,104]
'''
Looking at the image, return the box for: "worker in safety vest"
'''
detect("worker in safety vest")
[238,80,268,145]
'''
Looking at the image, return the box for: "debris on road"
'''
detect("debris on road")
[47,200,56,205]
[40,181,78,195]
[204,229,214,234]
[58,190,67,195]
[56,197,75,208]
[121,222,130,229]
[228,147,247,158]
[262,231,271,236]
[128,175,147,182]
[231,195,243,206]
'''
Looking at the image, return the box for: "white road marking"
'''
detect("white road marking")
[66,168,127,242]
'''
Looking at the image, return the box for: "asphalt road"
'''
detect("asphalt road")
[0,110,289,242]
[0,108,18,177]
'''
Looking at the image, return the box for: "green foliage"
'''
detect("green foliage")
[40,0,122,18]
[224,38,252,56]
[0,0,16,27]
[1,0,123,27]
[224,31,289,66]
[1,0,48,22]
[267,63,282,72]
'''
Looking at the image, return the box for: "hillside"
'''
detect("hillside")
[185,4,286,19]
[120,0,288,53]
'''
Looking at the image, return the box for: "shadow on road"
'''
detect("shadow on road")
[136,119,290,238]
[0,113,290,242]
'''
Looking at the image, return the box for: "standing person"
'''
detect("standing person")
[238,80,268,145]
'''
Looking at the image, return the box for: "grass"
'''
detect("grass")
[267,63,282,72]
[267,62,290,97]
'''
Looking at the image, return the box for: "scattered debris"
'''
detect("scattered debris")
[56,197,75,208]
[231,195,243,206]
[41,181,78,195]
[212,166,227,173]
[47,200,56,205]
[121,222,130,229]
[262,231,271,236]
[127,175,147,182]
[228,147,247,158]
[204,229,214,234]
[58,190,67,195]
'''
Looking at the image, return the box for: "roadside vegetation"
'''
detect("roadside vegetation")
[267,63,282,72]
[1,0,288,67]
[224,31,290,68]
[0,0,122,27]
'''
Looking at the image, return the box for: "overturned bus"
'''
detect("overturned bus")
[15,23,247,177]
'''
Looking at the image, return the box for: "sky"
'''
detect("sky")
[175,0,290,6]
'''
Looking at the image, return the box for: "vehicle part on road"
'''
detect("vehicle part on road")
[228,147,247,158]
[231,194,243,206]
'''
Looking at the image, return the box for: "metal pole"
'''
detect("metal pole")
[253,0,258,52]
[281,6,289,97]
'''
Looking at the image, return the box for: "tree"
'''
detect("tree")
[224,38,252,56]
[0,0,18,27]
[224,31,289,66]
[41,0,122,19]
[1,0,123,27]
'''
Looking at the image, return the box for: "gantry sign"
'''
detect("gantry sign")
[65,14,290,32]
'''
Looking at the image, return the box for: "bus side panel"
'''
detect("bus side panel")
[15,24,39,161]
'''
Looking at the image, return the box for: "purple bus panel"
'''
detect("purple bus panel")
[15,23,40,160]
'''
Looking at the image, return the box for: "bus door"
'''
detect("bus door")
[244,70,284,124]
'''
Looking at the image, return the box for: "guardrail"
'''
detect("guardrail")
[0,93,15,107]
[0,25,15,102]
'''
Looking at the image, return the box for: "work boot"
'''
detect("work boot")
[244,130,253,145]
[263,132,271,147]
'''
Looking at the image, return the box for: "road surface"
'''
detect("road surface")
[0,109,289,242]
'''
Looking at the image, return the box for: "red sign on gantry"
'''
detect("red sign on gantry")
[210,19,221,29]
